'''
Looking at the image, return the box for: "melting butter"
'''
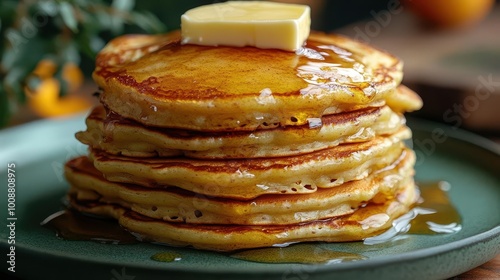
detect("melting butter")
[181,1,310,51]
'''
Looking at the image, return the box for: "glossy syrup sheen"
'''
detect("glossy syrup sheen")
[363,181,462,245]
[41,209,138,244]
[230,244,366,264]
[409,181,462,234]
[42,181,461,264]
[150,251,182,262]
[95,33,369,100]
[92,31,403,132]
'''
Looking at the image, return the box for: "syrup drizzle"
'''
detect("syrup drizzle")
[42,181,461,264]
[364,181,462,245]
[410,181,462,234]
[40,209,138,244]
[230,244,366,264]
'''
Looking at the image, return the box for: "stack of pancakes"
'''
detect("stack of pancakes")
[65,30,422,251]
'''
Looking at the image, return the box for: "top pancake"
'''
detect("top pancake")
[94,30,404,131]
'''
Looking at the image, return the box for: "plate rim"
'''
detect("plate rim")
[13,225,499,274]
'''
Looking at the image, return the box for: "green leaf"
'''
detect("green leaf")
[25,75,42,93]
[3,29,29,67]
[109,0,136,34]
[59,2,78,33]
[0,86,11,127]
[113,0,135,12]
[53,66,69,97]
[2,45,19,70]
[109,13,125,34]
[73,0,92,8]
[95,10,113,30]
[4,66,29,103]
[130,11,167,33]
[2,37,50,102]
[36,1,59,17]
[0,0,18,25]
[74,22,103,59]
[3,36,49,72]
[74,29,94,59]
[90,35,105,54]
[61,41,81,65]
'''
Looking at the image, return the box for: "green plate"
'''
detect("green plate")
[1,115,499,280]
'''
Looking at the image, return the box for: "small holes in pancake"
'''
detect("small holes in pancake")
[170,216,179,220]
[290,116,298,122]
[151,206,158,211]
[280,190,287,194]
[330,178,337,183]
[304,184,313,190]
[194,210,203,218]
[291,187,297,192]
[258,122,279,129]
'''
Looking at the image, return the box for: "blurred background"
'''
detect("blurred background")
[0,0,499,143]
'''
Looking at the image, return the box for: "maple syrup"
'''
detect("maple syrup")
[409,181,462,234]
[41,209,137,244]
[363,181,461,245]
[150,252,182,262]
[230,244,366,264]
[42,181,461,264]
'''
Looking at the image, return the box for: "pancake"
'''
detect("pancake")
[61,7,424,252]
[66,149,415,225]
[94,30,404,131]
[386,84,423,113]
[89,128,410,199]
[68,177,419,251]
[76,105,405,159]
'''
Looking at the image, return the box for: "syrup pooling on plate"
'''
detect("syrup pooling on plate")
[150,251,182,262]
[364,181,462,245]
[230,243,366,264]
[41,183,459,263]
[41,209,138,244]
[409,181,462,234]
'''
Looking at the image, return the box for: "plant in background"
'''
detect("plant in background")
[0,0,166,127]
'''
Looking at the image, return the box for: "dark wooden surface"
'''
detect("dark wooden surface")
[451,254,500,279]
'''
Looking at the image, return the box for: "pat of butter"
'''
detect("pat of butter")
[181,1,310,51]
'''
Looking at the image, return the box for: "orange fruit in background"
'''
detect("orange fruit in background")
[403,0,495,28]
[26,77,91,117]
[32,59,57,79]
[26,60,91,118]
[62,62,84,92]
